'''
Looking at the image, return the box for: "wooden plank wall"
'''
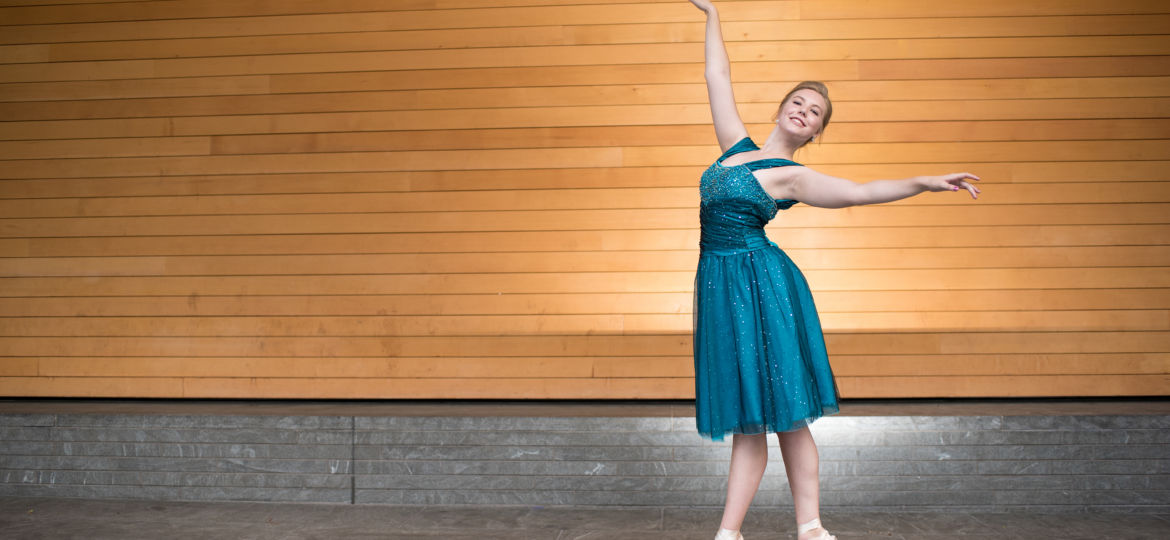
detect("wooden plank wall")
[0,0,1167,399]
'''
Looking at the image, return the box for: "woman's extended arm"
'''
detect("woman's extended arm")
[689,0,749,151]
[777,167,981,208]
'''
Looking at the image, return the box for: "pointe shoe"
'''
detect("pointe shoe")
[796,517,836,540]
[714,527,744,540]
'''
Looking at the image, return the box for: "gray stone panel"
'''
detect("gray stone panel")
[6,441,349,459]
[51,414,353,430]
[356,416,673,432]
[0,427,52,441]
[1,469,349,489]
[48,427,352,445]
[977,459,1170,475]
[354,430,698,446]
[354,444,676,462]
[0,455,352,474]
[1000,415,1170,430]
[0,414,55,427]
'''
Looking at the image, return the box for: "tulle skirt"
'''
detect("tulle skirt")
[693,244,840,441]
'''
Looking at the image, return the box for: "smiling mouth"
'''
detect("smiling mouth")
[789,117,806,127]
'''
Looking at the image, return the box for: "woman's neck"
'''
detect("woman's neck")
[759,125,802,160]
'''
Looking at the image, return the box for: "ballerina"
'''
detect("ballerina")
[684,2,980,539]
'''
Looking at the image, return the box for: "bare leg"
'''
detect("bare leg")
[719,432,768,531]
[777,427,828,539]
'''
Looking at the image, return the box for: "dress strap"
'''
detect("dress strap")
[718,138,804,169]
[744,158,800,171]
[716,137,759,162]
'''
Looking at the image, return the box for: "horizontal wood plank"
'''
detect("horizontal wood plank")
[2,247,1168,276]
[0,16,1164,64]
[3,183,1169,217]
[1,267,1168,296]
[2,161,1167,201]
[3,205,1167,238]
[4,79,1167,121]
[1,289,1166,317]
[3,226,1168,262]
[3,99,1166,140]
[2,331,1166,357]
[11,352,1164,378]
[0,373,1163,398]
[1,310,1166,336]
[5,37,1170,84]
[9,57,1170,102]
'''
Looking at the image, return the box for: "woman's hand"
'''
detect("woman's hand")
[687,0,715,13]
[921,172,982,199]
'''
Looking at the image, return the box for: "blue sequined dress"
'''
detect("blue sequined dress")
[693,136,840,441]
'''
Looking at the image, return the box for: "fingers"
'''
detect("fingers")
[949,173,981,199]
[942,174,981,199]
[964,182,979,199]
[953,180,979,199]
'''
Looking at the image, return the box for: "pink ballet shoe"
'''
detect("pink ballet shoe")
[714,527,744,540]
[797,517,836,540]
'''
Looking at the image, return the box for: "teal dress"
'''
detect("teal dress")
[694,137,840,441]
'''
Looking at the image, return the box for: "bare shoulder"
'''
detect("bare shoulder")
[752,165,806,200]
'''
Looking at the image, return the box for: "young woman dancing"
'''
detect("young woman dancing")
[685,2,981,539]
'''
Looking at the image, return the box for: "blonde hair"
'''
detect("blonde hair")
[771,81,832,148]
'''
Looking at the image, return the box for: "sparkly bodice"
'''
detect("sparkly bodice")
[699,137,801,255]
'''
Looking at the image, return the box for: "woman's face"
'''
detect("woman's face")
[777,89,827,142]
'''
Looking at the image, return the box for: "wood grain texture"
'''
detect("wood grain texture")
[0,0,1166,399]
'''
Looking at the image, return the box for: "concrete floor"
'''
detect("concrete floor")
[2,497,1169,540]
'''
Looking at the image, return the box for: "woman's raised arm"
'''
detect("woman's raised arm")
[689,0,749,151]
